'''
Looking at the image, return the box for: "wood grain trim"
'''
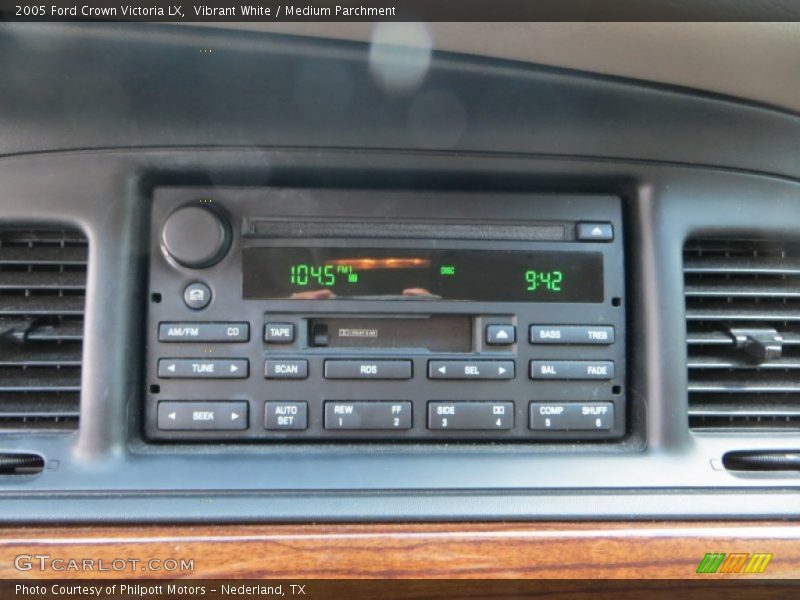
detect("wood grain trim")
[1,522,799,579]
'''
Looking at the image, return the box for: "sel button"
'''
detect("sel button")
[428,360,514,380]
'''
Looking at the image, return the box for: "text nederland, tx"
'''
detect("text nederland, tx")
[15,583,307,596]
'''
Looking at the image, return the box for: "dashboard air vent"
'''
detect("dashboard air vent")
[684,239,800,430]
[0,228,87,430]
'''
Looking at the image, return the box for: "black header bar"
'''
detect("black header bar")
[2,0,800,22]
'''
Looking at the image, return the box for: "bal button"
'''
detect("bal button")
[183,281,212,310]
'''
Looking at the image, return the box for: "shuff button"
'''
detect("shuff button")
[530,402,614,431]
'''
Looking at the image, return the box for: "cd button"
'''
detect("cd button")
[158,322,250,343]
[428,360,514,380]
[486,325,516,345]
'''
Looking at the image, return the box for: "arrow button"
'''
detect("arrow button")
[576,222,613,242]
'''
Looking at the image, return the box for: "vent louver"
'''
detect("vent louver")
[685,239,800,430]
[0,229,87,430]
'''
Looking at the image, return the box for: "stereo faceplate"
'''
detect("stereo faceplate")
[146,188,626,441]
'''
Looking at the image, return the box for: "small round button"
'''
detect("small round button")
[183,281,212,310]
[161,204,231,269]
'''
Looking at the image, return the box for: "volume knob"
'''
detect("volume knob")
[161,204,231,269]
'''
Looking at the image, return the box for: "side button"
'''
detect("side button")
[428,402,514,430]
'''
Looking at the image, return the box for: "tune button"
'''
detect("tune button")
[158,358,249,379]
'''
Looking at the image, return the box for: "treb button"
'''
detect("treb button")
[530,325,614,345]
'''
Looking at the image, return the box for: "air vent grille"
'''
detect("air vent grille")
[685,239,800,430]
[0,229,87,430]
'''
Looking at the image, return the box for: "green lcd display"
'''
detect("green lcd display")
[242,248,603,302]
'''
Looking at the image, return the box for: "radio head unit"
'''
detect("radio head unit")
[146,188,626,442]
